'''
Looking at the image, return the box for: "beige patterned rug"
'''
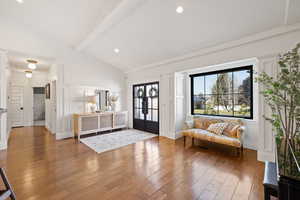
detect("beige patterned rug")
[81,129,157,153]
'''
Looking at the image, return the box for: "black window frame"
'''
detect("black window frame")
[190,65,253,119]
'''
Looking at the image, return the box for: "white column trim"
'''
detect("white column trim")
[257,56,278,162]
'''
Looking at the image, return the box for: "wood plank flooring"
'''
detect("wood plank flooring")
[0,126,265,200]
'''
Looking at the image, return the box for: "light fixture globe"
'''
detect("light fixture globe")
[25,70,32,78]
[28,63,36,70]
[176,6,184,14]
[27,59,38,70]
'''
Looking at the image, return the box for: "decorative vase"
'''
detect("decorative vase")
[111,102,116,112]
[90,104,96,113]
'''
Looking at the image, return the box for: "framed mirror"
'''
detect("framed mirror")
[95,89,109,111]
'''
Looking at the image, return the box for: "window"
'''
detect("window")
[190,66,253,119]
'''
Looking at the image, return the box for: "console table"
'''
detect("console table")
[73,111,128,141]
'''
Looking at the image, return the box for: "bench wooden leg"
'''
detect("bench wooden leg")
[236,147,240,156]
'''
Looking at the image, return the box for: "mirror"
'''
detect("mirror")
[95,89,109,111]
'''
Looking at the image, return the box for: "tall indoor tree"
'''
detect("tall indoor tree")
[256,43,300,140]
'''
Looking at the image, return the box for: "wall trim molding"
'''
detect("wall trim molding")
[56,131,73,140]
[258,151,275,162]
[126,23,300,74]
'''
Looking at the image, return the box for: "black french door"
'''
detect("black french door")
[133,82,159,134]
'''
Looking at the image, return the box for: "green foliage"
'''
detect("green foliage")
[256,43,300,139]
[212,73,232,112]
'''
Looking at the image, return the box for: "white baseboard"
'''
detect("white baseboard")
[56,131,73,140]
[258,151,275,162]
[23,121,33,127]
[175,131,183,139]
[244,143,257,151]
[0,141,7,150]
[159,131,177,140]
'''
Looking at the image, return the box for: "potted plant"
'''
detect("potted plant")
[256,43,300,180]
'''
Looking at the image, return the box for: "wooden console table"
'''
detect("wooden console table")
[73,111,128,141]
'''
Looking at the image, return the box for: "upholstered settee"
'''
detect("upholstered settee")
[181,116,245,154]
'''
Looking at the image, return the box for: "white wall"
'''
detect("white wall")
[0,50,10,150]
[9,70,48,127]
[45,64,57,134]
[55,51,126,140]
[126,24,300,162]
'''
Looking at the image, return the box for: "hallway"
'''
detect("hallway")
[0,126,264,200]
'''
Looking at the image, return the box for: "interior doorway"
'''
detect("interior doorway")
[133,82,159,134]
[33,87,45,126]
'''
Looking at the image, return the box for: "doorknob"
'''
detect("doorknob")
[20,107,23,110]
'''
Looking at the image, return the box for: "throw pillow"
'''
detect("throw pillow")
[223,124,240,138]
[194,118,204,129]
[207,122,228,135]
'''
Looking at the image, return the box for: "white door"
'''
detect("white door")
[10,86,24,127]
[51,80,56,132]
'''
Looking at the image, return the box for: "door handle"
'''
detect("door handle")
[142,97,148,115]
[20,107,23,110]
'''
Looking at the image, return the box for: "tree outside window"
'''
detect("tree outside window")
[191,66,253,119]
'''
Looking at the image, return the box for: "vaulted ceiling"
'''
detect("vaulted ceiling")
[1,0,300,72]
[0,0,123,47]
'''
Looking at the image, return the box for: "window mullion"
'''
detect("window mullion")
[232,72,234,116]
[204,76,206,113]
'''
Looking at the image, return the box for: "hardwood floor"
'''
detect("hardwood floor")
[0,126,264,200]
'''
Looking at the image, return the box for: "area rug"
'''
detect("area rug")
[81,129,157,153]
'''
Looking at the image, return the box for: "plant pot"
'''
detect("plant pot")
[275,136,300,199]
[276,136,300,181]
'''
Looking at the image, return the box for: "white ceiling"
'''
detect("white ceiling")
[84,0,300,71]
[0,0,123,47]
[1,0,300,72]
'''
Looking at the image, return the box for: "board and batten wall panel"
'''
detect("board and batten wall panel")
[257,56,278,162]
[55,52,126,140]
[174,73,186,138]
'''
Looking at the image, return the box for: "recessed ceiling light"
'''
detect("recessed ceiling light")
[114,48,120,53]
[176,6,184,14]
[16,0,24,4]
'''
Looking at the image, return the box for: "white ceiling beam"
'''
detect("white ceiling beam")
[284,0,291,24]
[76,0,147,51]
